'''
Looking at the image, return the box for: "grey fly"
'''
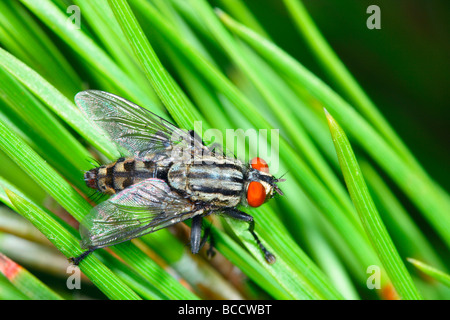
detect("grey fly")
[69,90,284,265]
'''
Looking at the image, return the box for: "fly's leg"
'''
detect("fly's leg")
[200,224,216,259]
[69,247,97,266]
[188,129,202,142]
[188,129,226,158]
[188,130,205,149]
[206,143,224,157]
[190,216,203,254]
[190,216,216,258]
[223,209,276,264]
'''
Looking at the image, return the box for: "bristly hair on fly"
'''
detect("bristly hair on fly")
[85,156,102,167]
[87,188,108,203]
[273,171,288,195]
[83,157,108,203]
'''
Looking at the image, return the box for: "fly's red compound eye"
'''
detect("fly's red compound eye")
[251,157,269,173]
[247,181,266,207]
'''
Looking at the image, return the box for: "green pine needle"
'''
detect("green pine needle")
[325,109,421,300]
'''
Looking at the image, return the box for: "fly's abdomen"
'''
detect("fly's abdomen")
[84,157,168,194]
[168,160,244,207]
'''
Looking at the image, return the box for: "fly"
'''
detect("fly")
[69,90,285,265]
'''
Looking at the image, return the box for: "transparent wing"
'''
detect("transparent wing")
[75,90,202,158]
[80,178,198,249]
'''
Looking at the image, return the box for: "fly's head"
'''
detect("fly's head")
[242,157,285,208]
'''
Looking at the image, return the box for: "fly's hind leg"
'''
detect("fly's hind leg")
[69,247,97,266]
[223,209,276,264]
[200,223,216,259]
[190,216,216,258]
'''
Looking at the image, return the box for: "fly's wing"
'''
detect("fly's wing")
[75,90,203,159]
[80,178,198,249]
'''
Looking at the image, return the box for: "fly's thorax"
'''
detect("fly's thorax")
[84,154,170,194]
[167,157,245,207]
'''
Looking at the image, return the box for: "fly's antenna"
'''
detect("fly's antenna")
[276,170,288,182]
[272,171,288,196]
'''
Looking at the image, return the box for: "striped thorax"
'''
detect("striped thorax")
[168,156,246,207]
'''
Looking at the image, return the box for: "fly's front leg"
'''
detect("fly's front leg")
[190,215,215,258]
[223,209,276,264]
[69,246,97,266]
